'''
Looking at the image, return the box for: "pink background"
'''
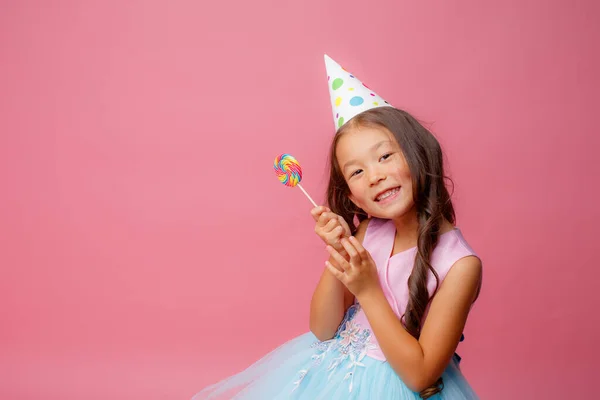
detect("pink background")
[1,0,598,399]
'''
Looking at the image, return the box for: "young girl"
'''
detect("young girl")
[192,58,482,400]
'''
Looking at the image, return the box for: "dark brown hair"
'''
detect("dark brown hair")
[326,106,455,398]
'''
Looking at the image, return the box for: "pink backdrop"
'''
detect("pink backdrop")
[1,0,598,399]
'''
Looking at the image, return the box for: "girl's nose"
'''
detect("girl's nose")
[369,171,385,185]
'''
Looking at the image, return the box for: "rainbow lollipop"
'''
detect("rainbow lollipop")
[273,154,317,207]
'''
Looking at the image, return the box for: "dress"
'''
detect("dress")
[192,218,481,399]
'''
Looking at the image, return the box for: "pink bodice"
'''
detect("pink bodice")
[351,218,478,361]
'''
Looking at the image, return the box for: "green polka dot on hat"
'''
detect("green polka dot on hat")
[324,54,391,131]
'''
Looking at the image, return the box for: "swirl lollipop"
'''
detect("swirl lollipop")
[273,153,317,207]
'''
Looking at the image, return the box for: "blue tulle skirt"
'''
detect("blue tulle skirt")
[191,328,478,400]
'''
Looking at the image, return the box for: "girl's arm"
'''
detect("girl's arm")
[309,219,369,341]
[358,255,482,392]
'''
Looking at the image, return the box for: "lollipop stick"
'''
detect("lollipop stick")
[297,183,318,207]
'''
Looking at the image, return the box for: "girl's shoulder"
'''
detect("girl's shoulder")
[355,217,390,244]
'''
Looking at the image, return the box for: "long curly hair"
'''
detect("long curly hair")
[326,106,455,398]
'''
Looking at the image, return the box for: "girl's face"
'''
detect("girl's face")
[336,125,415,220]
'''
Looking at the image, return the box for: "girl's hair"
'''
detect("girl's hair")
[326,106,455,399]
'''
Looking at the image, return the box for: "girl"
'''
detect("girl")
[192,106,483,399]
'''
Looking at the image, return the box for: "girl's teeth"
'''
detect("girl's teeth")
[378,187,399,201]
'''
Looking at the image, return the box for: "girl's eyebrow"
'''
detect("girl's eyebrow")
[342,140,392,173]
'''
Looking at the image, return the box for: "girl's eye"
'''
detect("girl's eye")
[350,169,363,178]
[380,153,392,161]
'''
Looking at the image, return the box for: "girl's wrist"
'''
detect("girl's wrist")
[355,283,384,305]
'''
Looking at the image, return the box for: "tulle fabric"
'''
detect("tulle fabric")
[192,216,482,399]
[191,331,478,400]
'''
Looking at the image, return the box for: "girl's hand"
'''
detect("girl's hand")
[325,236,381,299]
[311,206,351,250]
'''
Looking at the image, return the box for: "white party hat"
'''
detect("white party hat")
[324,54,391,130]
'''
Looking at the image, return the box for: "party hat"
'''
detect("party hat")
[324,54,391,130]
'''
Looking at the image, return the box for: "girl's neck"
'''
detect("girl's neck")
[390,208,420,244]
[388,209,454,252]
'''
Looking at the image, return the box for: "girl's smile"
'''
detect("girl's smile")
[335,125,414,220]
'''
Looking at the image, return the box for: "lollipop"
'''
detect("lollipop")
[273,153,317,207]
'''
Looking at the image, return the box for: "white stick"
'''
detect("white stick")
[297,183,318,207]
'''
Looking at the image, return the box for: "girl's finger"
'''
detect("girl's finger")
[310,206,328,222]
[326,246,351,271]
[327,258,344,272]
[325,226,343,242]
[337,215,352,236]
[340,238,360,265]
[326,261,346,283]
[323,219,338,233]
[317,212,336,228]
[348,236,369,260]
